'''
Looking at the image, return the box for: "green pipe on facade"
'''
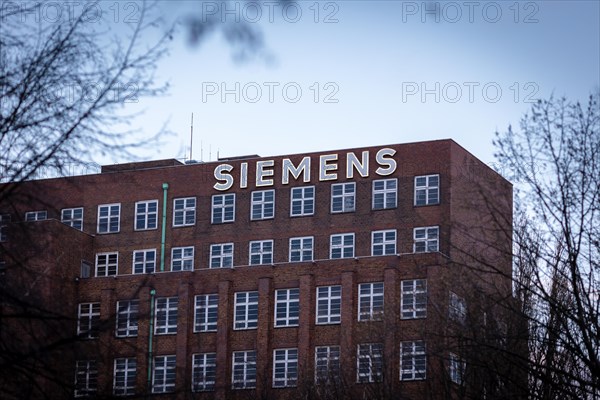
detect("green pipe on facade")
[147,288,156,392]
[160,183,168,272]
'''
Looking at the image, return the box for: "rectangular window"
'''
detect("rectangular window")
[372,178,397,209]
[25,210,47,221]
[77,303,100,339]
[413,226,439,253]
[414,174,439,206]
[273,348,298,388]
[290,186,315,216]
[400,341,426,381]
[358,282,384,321]
[116,300,139,338]
[171,246,194,271]
[289,236,313,262]
[210,243,233,268]
[274,288,299,327]
[251,189,275,220]
[401,279,427,319]
[113,358,136,396]
[232,350,256,389]
[135,200,158,230]
[316,285,341,324]
[62,207,83,230]
[357,343,383,383]
[173,197,196,227]
[449,353,465,384]
[249,240,273,265]
[97,203,120,233]
[0,214,10,242]
[212,194,235,224]
[234,291,259,330]
[192,353,216,392]
[330,233,354,259]
[371,229,397,256]
[331,182,355,213]
[315,346,340,384]
[95,252,118,277]
[194,294,218,332]
[155,297,178,335]
[449,292,467,323]
[152,355,176,393]
[132,249,155,274]
[75,360,97,397]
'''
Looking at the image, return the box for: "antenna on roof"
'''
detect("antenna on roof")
[189,113,194,161]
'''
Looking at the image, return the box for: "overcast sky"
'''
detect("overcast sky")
[115,0,599,168]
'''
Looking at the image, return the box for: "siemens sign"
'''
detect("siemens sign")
[213,148,397,191]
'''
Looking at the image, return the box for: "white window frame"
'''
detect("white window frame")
[274,288,299,327]
[95,252,118,277]
[400,341,426,381]
[25,210,47,221]
[75,360,98,397]
[413,226,439,253]
[192,353,216,392]
[135,200,158,230]
[272,348,298,388]
[194,294,218,332]
[372,178,397,210]
[330,233,354,259]
[152,355,176,393]
[315,346,340,384]
[357,343,383,383]
[358,282,384,321]
[289,236,313,262]
[290,186,315,217]
[113,357,136,396]
[155,297,178,335]
[62,207,83,230]
[234,291,259,330]
[97,203,121,234]
[331,182,355,213]
[115,299,139,338]
[132,249,156,274]
[209,243,234,268]
[249,240,273,265]
[171,246,194,271]
[414,174,440,206]
[449,291,467,323]
[251,189,275,220]
[401,279,427,319]
[316,285,341,325]
[77,303,100,339]
[211,193,235,224]
[449,353,466,385]
[231,350,256,389]
[173,197,196,227]
[371,229,397,256]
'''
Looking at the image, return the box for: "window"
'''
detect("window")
[132,249,155,274]
[249,240,273,265]
[234,291,259,330]
[414,174,439,205]
[75,360,97,397]
[290,186,315,216]
[97,203,120,233]
[331,182,355,213]
[316,285,341,324]
[210,243,233,268]
[413,226,439,253]
[116,300,139,338]
[274,288,299,327]
[152,355,176,393]
[212,193,235,224]
[171,246,194,271]
[113,358,136,396]
[155,297,178,334]
[449,292,467,322]
[62,207,83,230]
[135,200,158,230]
[400,341,426,381]
[173,197,195,227]
[0,214,10,242]
[330,233,354,259]
[25,210,47,221]
[192,353,216,392]
[358,282,384,321]
[289,236,313,262]
[273,348,298,388]
[401,279,427,319]
[96,252,118,277]
[372,178,397,209]
[232,350,256,389]
[194,294,218,332]
[357,343,383,383]
[315,346,340,384]
[449,353,465,384]
[251,189,275,220]
[371,229,396,255]
[80,260,92,278]
[77,303,100,339]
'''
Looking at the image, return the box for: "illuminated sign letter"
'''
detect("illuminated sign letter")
[346,151,369,178]
[240,162,248,189]
[375,148,397,176]
[282,157,311,185]
[319,154,338,181]
[256,160,275,187]
[214,164,234,191]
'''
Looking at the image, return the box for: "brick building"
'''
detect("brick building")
[0,139,522,399]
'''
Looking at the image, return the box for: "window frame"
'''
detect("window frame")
[274,288,300,327]
[272,348,298,388]
[413,226,439,253]
[315,345,340,384]
[173,197,196,227]
[75,360,98,397]
[372,178,397,210]
[115,299,139,338]
[414,174,440,206]
[371,229,397,256]
[316,285,341,325]
[251,189,275,220]
[77,303,100,339]
[249,240,273,265]
[401,279,427,319]
[330,233,355,259]
[400,340,427,381]
[449,291,467,323]
[97,203,121,234]
[356,343,383,383]
[152,355,176,393]
[25,210,48,221]
[113,357,136,396]
[0,213,11,242]
[449,353,466,385]
[155,297,178,335]
[209,243,234,268]
[290,186,315,217]
[192,353,217,392]
[95,252,118,277]
[135,200,158,230]
[231,350,257,389]
[132,249,156,274]
[194,294,219,332]
[234,291,259,330]
[211,193,235,224]
[289,236,314,262]
[358,282,384,321]
[171,246,194,271]
[330,182,356,213]
[61,207,83,230]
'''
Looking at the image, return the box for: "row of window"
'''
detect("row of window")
[89,227,440,277]
[75,343,466,396]
[77,284,467,339]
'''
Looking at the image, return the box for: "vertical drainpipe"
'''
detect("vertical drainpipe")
[147,288,156,392]
[160,183,168,272]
